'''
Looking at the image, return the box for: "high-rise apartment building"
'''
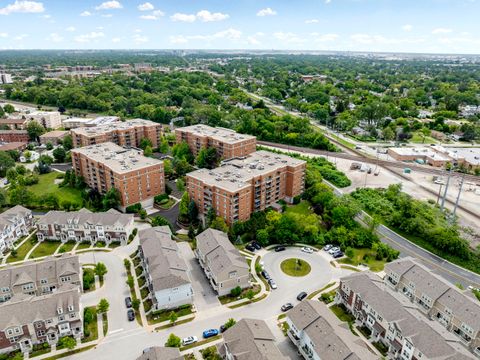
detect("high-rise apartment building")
[186,150,305,224]
[71,142,164,209]
[175,125,256,159]
[71,119,163,149]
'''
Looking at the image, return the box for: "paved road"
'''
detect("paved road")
[150,202,180,230]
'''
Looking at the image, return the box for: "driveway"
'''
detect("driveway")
[150,202,180,231]
[177,242,220,312]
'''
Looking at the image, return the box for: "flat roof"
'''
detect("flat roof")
[72,118,159,137]
[442,147,480,166]
[389,147,451,161]
[40,130,68,138]
[177,124,256,144]
[187,150,305,192]
[0,142,26,150]
[72,142,163,174]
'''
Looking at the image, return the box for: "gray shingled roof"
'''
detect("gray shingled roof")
[220,318,289,360]
[437,288,480,331]
[287,300,376,360]
[38,208,133,227]
[384,256,416,276]
[136,346,182,360]
[0,205,31,231]
[0,284,80,329]
[195,228,248,278]
[139,226,190,292]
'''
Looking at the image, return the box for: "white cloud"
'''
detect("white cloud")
[46,33,63,43]
[0,33,8,38]
[402,24,413,32]
[170,12,196,22]
[432,28,453,34]
[305,19,319,24]
[97,26,104,30]
[66,26,76,32]
[134,28,142,33]
[325,0,332,3]
[311,33,339,42]
[137,2,154,11]
[101,14,113,17]
[196,10,229,22]
[80,11,92,16]
[247,35,261,45]
[273,32,306,43]
[41,14,50,18]
[0,1,45,15]
[14,33,28,40]
[140,9,164,20]
[256,7,276,16]
[169,28,242,44]
[112,37,121,43]
[169,35,188,44]
[75,31,105,43]
[132,34,148,44]
[95,1,122,10]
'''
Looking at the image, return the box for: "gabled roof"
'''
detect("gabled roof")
[38,208,133,228]
[0,205,32,231]
[136,346,182,360]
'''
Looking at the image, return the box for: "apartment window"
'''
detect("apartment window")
[1,287,10,293]
[40,279,48,285]
[57,307,63,315]
[37,330,45,337]
[68,305,74,312]
[70,313,76,319]
[35,322,43,329]
[61,276,71,283]
[58,315,65,321]
[22,283,34,291]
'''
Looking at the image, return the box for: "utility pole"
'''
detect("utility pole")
[453,172,466,217]
[436,184,443,205]
[440,168,452,212]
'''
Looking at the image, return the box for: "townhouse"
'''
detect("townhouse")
[286,300,376,360]
[0,205,33,252]
[0,285,82,355]
[36,208,134,245]
[137,346,182,360]
[385,257,480,355]
[336,271,475,360]
[217,318,289,359]
[0,255,81,303]
[71,142,165,209]
[175,124,256,159]
[187,150,306,224]
[138,226,193,311]
[195,228,250,296]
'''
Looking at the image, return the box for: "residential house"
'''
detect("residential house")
[0,255,81,303]
[0,205,33,252]
[136,346,182,360]
[138,226,193,311]
[36,208,134,245]
[0,284,82,355]
[286,300,376,360]
[195,228,250,296]
[217,318,289,359]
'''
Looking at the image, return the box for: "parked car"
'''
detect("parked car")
[328,247,340,255]
[182,336,198,346]
[245,244,256,252]
[332,251,344,259]
[323,244,333,251]
[252,241,262,250]
[275,245,286,252]
[219,325,227,333]
[202,329,219,338]
[281,303,294,312]
[269,279,277,289]
[261,270,271,280]
[297,291,308,301]
[127,309,135,321]
[142,347,152,354]
[301,247,313,254]
[125,297,132,308]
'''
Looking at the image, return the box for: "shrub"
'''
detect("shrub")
[230,286,242,297]
[154,193,169,203]
[126,203,142,214]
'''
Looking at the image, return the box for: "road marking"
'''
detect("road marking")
[109,328,124,335]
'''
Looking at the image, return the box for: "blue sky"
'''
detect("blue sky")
[0,0,479,53]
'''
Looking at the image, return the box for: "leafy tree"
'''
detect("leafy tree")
[84,307,95,324]
[139,137,153,150]
[102,188,121,210]
[195,147,218,169]
[151,215,171,228]
[3,104,15,113]
[165,333,181,348]
[0,188,6,208]
[82,269,95,291]
[382,127,395,141]
[26,121,45,141]
[187,200,198,223]
[245,289,255,300]
[209,217,228,233]
[143,145,153,157]
[188,225,196,239]
[97,298,110,313]
[132,299,140,311]
[230,286,242,297]
[94,262,108,279]
[169,311,178,325]
[178,192,190,223]
[126,275,134,288]
[53,146,66,163]
[176,178,185,192]
[46,142,53,150]
[62,135,73,151]
[224,318,236,330]
[0,151,15,177]
[58,336,76,350]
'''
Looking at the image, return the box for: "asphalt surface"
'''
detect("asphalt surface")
[150,202,180,231]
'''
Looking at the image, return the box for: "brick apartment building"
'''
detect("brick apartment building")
[186,150,305,224]
[71,142,164,209]
[175,125,256,159]
[0,118,30,130]
[39,131,69,145]
[0,111,62,130]
[0,130,29,143]
[72,118,163,149]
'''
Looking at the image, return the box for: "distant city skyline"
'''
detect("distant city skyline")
[0,0,479,54]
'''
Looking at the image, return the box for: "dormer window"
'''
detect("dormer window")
[57,307,63,315]
[68,305,74,312]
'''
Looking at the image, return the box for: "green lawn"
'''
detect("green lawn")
[148,305,193,325]
[7,239,37,263]
[410,132,438,144]
[280,258,311,277]
[27,172,83,207]
[58,241,76,253]
[81,306,98,343]
[338,248,386,272]
[330,304,356,323]
[218,284,261,305]
[30,241,61,258]
[285,201,312,216]
[77,242,92,250]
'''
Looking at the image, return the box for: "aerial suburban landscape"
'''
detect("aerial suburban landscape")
[0,1,480,360]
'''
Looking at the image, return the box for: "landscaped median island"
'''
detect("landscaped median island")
[218,284,261,305]
[280,258,311,277]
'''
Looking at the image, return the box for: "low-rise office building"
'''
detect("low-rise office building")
[138,226,193,311]
[286,300,376,360]
[72,118,163,149]
[0,205,33,252]
[175,124,256,159]
[0,285,82,355]
[71,143,165,209]
[195,228,250,296]
[0,130,29,143]
[39,131,69,145]
[0,255,81,303]
[36,208,134,245]
[186,150,305,224]
[217,318,289,360]
[385,257,480,355]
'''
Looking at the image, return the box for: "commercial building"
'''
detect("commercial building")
[36,208,134,245]
[71,143,164,209]
[0,130,29,143]
[195,228,250,296]
[175,124,256,159]
[286,300,376,360]
[217,318,289,360]
[0,285,82,355]
[186,150,306,224]
[136,347,182,360]
[0,73,13,84]
[0,255,81,303]
[336,271,475,359]
[62,116,119,130]
[138,226,193,311]
[39,131,69,145]
[384,257,480,355]
[0,205,33,252]
[72,118,163,149]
